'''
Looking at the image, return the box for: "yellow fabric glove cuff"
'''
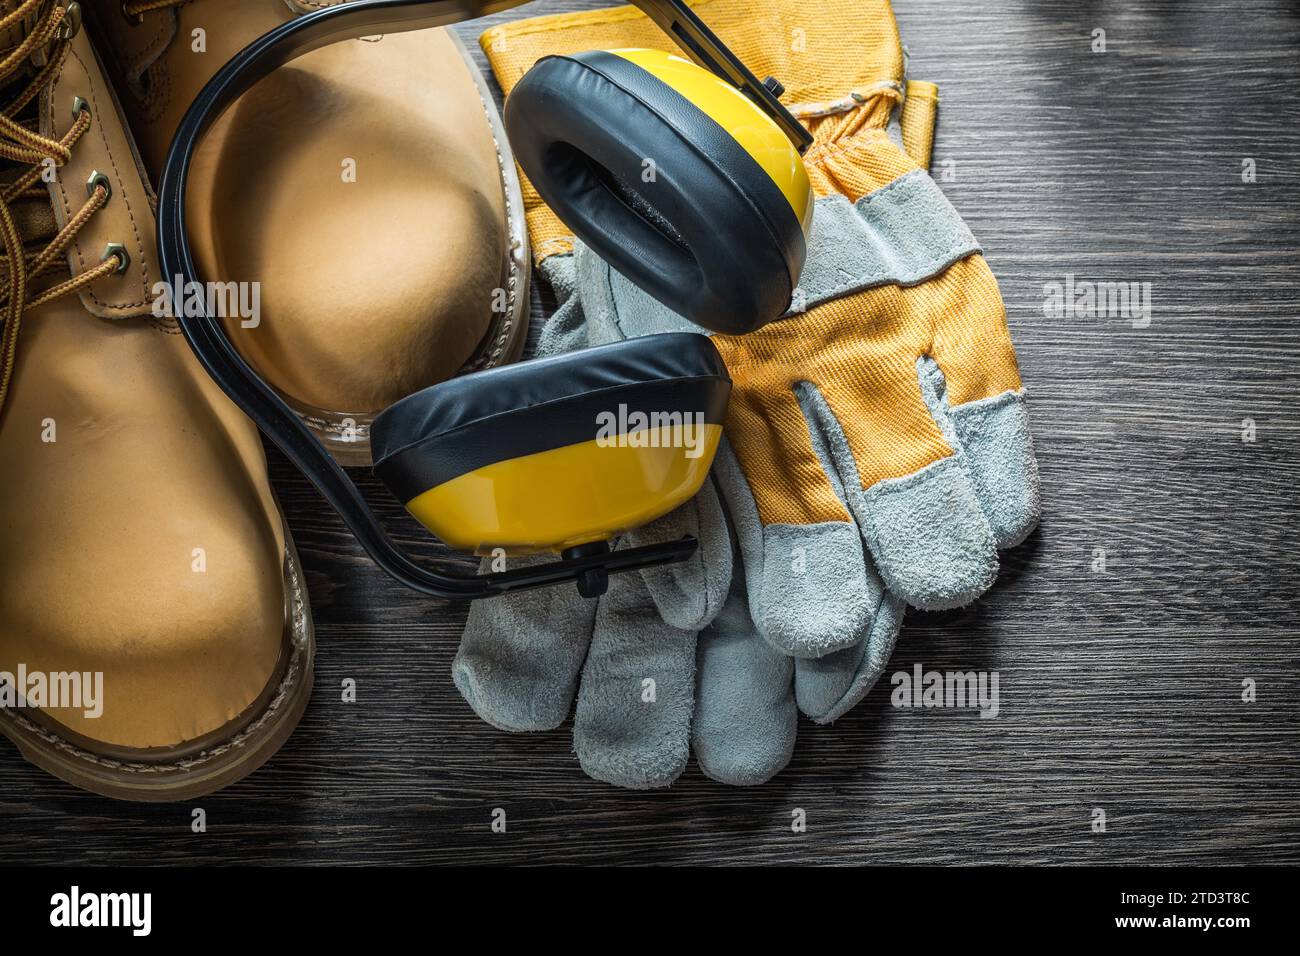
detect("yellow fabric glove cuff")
[480,0,937,261]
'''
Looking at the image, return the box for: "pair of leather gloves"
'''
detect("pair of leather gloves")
[455,0,1039,787]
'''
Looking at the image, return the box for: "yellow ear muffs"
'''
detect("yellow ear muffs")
[505,48,813,335]
[370,333,730,555]
[158,1,808,599]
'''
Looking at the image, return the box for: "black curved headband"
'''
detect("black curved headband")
[157,0,801,600]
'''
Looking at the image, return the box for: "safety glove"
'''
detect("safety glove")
[457,0,1039,787]
[456,256,904,787]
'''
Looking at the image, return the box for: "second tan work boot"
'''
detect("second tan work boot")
[0,0,313,801]
[88,0,529,465]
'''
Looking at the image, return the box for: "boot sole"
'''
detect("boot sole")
[284,30,531,470]
[0,524,315,802]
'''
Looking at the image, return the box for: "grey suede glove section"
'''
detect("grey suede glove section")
[455,254,903,787]
[579,180,1039,620]
[457,473,902,788]
[456,162,1041,786]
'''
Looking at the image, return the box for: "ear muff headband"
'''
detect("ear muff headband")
[507,49,812,335]
[156,0,805,600]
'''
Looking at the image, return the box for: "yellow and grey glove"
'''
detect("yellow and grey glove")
[457,268,902,787]
[482,0,1038,621]
[457,0,1039,787]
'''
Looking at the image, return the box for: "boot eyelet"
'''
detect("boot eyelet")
[86,170,112,203]
[101,243,130,275]
[71,95,90,123]
[59,3,83,40]
[120,2,143,25]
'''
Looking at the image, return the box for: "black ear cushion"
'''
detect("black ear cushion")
[371,332,731,503]
[505,51,806,336]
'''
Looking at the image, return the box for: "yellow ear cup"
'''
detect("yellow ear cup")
[371,332,731,555]
[404,423,723,554]
[607,48,813,239]
[505,47,812,333]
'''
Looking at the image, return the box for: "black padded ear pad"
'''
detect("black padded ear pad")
[371,332,731,503]
[504,50,806,336]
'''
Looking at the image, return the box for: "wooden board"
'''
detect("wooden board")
[1,0,1296,865]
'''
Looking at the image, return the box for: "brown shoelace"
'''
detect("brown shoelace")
[120,0,188,17]
[0,0,130,417]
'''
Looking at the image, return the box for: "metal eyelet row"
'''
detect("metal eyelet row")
[59,3,82,41]
[69,95,129,277]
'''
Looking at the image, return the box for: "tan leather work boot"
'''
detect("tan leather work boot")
[0,0,313,801]
[88,0,529,465]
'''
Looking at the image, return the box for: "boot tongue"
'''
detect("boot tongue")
[0,5,65,247]
[0,9,28,54]
[4,185,58,241]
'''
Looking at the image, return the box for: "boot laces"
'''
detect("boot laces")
[120,0,187,18]
[0,0,129,417]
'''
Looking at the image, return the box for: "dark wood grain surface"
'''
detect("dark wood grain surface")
[2,0,1297,866]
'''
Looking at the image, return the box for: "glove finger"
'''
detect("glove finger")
[632,477,733,632]
[795,590,905,723]
[692,563,798,786]
[569,243,735,629]
[921,249,1038,549]
[794,376,999,610]
[918,357,1039,549]
[454,554,597,732]
[533,283,588,358]
[784,183,1002,608]
[713,440,880,658]
[579,243,884,654]
[573,555,696,789]
[536,251,577,305]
